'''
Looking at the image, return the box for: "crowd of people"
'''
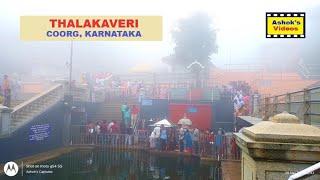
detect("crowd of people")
[148,125,238,159]
[84,120,131,145]
[76,78,247,160]
[82,117,239,159]
[83,103,141,146]
[229,81,258,116]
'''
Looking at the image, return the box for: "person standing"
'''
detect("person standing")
[124,106,131,129]
[203,130,211,156]
[154,126,161,150]
[107,120,114,133]
[193,128,200,155]
[199,130,207,156]
[87,121,95,144]
[111,121,120,146]
[95,122,101,144]
[121,102,128,122]
[168,128,176,151]
[0,85,3,105]
[2,75,11,107]
[131,105,140,128]
[184,129,193,153]
[209,130,215,156]
[100,121,108,144]
[149,130,156,149]
[159,125,167,151]
[178,126,185,152]
[125,127,132,146]
[215,128,224,159]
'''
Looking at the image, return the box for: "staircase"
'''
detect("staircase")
[10,84,64,133]
[86,98,138,122]
[10,100,25,108]
[87,103,122,122]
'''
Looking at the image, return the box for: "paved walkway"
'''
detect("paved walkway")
[221,160,241,180]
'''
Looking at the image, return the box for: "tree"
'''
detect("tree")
[163,12,218,87]
[163,12,218,71]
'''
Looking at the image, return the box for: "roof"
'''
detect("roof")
[238,116,262,125]
[209,68,317,96]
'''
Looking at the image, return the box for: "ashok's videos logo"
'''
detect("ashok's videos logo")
[4,161,19,176]
[266,12,305,38]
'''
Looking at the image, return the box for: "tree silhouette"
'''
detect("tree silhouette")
[163,12,218,71]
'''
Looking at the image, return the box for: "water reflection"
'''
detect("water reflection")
[2,148,221,180]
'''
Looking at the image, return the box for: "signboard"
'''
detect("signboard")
[29,124,51,141]
[266,12,305,38]
[188,107,198,113]
[20,16,162,41]
[142,99,153,106]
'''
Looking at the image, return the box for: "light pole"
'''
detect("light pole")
[64,41,73,145]
[69,41,73,95]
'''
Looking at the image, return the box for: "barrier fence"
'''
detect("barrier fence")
[70,125,148,148]
[256,86,320,127]
[73,86,232,103]
[70,125,240,161]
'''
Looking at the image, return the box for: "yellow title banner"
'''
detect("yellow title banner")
[266,12,305,38]
[20,16,163,41]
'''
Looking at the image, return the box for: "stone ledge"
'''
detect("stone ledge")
[243,121,320,144]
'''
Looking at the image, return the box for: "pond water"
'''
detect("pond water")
[2,148,222,180]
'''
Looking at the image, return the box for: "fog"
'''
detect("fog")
[0,0,320,77]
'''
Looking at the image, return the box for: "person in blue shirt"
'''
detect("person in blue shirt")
[160,125,167,151]
[215,128,224,159]
[184,129,193,153]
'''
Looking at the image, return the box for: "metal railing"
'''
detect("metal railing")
[70,125,148,148]
[74,86,232,103]
[288,162,320,180]
[199,133,241,160]
[69,125,240,161]
[256,86,320,126]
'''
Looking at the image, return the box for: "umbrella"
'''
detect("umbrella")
[150,119,173,127]
[178,118,192,126]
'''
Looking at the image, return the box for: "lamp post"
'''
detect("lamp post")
[64,41,74,145]
[69,41,73,95]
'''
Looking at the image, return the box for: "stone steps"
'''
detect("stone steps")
[87,101,138,122]
[9,84,64,132]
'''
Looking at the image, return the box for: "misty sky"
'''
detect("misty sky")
[1,0,320,77]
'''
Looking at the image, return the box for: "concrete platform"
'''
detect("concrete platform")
[238,116,262,125]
